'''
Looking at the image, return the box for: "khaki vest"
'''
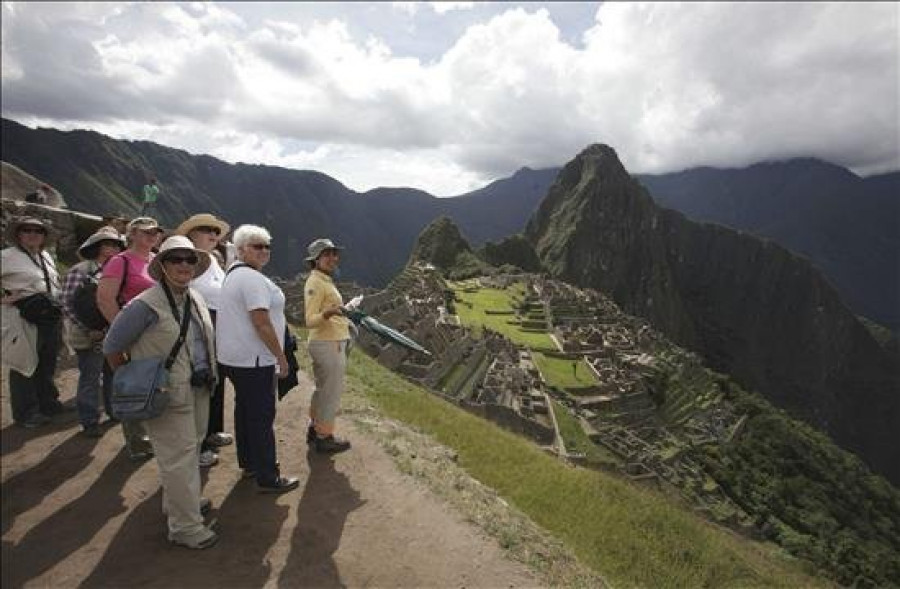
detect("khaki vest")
[128,285,217,406]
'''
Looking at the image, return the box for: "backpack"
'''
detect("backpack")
[71,266,107,330]
[71,256,130,331]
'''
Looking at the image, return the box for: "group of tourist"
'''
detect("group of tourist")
[1,210,353,550]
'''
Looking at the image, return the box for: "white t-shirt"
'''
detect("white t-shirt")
[216,265,286,368]
[190,256,224,310]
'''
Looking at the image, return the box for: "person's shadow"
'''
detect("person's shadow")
[2,448,138,588]
[82,471,291,588]
[278,450,366,587]
[1,430,102,537]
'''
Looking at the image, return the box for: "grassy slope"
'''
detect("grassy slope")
[453,284,557,350]
[345,349,821,588]
[534,352,600,390]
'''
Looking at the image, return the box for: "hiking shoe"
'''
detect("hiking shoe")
[169,527,219,550]
[306,424,316,444]
[20,414,51,429]
[81,424,104,438]
[199,450,219,468]
[315,435,351,454]
[258,476,300,494]
[206,432,233,447]
[128,450,154,462]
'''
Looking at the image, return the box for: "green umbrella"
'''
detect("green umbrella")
[343,308,432,356]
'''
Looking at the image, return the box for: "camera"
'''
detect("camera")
[190,368,215,388]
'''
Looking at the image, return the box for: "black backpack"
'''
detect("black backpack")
[71,256,129,331]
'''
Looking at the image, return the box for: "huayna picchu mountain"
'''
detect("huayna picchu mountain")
[526,145,900,484]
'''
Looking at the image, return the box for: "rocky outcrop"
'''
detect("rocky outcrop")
[1,162,67,208]
[526,145,900,483]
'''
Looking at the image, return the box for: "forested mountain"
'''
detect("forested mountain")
[0,118,550,285]
[638,161,900,331]
[525,144,900,484]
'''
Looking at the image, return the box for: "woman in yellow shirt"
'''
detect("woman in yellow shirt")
[303,238,352,454]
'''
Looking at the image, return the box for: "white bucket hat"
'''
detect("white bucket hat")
[148,235,211,281]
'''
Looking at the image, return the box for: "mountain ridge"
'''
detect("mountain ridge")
[525,144,900,484]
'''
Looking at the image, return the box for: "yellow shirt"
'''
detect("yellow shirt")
[304,269,350,341]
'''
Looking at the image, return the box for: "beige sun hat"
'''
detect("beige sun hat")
[175,213,231,238]
[148,235,211,282]
[4,216,55,246]
[77,226,126,258]
[304,238,344,263]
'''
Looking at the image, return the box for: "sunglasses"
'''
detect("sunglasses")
[195,226,221,236]
[249,243,271,250]
[163,253,199,265]
[18,227,46,235]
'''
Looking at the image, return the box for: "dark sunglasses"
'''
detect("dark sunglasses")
[195,226,221,236]
[163,253,199,265]
[18,226,46,235]
[249,243,271,250]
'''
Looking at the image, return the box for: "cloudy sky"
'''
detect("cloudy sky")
[2,2,897,196]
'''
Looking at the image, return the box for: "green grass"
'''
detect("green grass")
[452,284,557,350]
[552,401,620,468]
[533,352,599,390]
[345,349,822,588]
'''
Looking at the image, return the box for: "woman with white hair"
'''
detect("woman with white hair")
[216,225,299,494]
[103,235,219,549]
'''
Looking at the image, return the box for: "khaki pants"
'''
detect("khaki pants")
[143,385,209,540]
[308,340,348,431]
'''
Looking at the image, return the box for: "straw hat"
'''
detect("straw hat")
[304,238,344,263]
[148,236,211,282]
[175,213,231,238]
[4,216,55,246]
[77,226,126,258]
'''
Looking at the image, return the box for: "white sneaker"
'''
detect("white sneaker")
[199,450,219,468]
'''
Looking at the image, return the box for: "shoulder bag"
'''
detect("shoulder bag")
[111,287,192,421]
[14,247,62,326]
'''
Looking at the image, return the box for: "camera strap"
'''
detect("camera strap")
[160,282,193,371]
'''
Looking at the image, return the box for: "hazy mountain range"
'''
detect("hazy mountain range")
[3,117,895,333]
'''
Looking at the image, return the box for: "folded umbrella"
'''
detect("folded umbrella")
[343,308,431,356]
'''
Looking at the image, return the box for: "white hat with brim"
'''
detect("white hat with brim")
[304,238,344,263]
[175,213,231,238]
[148,236,211,282]
[126,216,164,234]
[78,226,126,258]
[4,216,55,246]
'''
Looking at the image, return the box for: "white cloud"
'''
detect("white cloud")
[1,2,897,195]
[431,2,475,15]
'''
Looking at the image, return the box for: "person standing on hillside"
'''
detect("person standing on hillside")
[141,177,160,217]
[103,236,219,550]
[1,217,70,428]
[60,226,125,437]
[217,225,299,493]
[176,213,233,469]
[304,238,352,454]
[96,217,164,460]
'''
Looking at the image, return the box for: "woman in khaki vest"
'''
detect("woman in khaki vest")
[103,236,218,550]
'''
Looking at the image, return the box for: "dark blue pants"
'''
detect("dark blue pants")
[222,364,278,486]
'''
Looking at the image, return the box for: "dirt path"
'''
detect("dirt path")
[1,367,539,588]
